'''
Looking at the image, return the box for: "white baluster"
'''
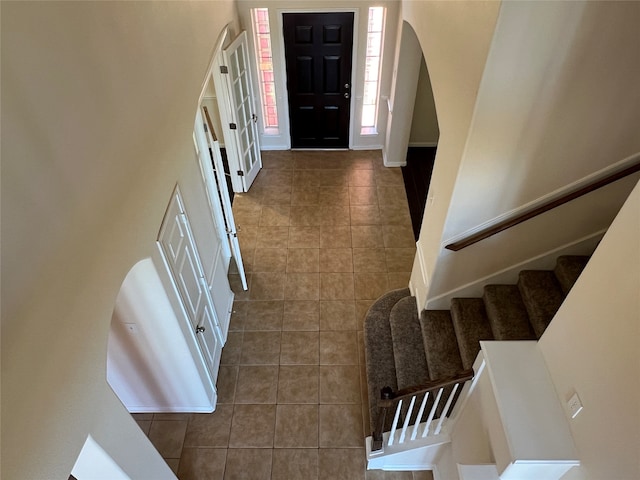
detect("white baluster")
[411,392,429,441]
[422,387,443,438]
[399,395,416,444]
[388,399,403,446]
[434,382,460,435]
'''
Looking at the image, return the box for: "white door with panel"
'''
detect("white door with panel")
[221,31,263,191]
[197,106,248,292]
[157,187,229,384]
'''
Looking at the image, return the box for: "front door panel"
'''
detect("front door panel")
[283,12,354,148]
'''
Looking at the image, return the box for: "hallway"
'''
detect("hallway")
[135,150,431,479]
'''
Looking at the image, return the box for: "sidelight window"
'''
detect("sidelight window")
[252,8,279,134]
[361,6,385,134]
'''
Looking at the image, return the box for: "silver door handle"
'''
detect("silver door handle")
[252,113,258,123]
[196,326,206,334]
[344,92,350,99]
[345,83,350,89]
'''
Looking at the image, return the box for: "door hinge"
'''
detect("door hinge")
[220,65,229,74]
[237,170,244,177]
[229,123,237,130]
[203,122,208,132]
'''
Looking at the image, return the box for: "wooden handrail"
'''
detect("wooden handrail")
[379,369,474,407]
[445,160,640,251]
[202,106,218,142]
[371,369,474,451]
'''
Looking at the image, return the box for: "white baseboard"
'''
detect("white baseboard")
[260,145,290,151]
[351,145,383,151]
[127,405,215,413]
[426,231,605,309]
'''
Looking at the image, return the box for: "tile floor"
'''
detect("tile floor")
[134,150,432,479]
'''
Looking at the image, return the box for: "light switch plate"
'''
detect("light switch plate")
[568,392,583,418]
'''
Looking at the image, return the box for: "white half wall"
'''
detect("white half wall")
[71,436,134,480]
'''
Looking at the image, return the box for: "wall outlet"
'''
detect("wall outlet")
[124,323,138,335]
[567,392,583,418]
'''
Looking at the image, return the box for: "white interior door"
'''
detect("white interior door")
[157,191,208,329]
[222,31,262,191]
[158,187,225,380]
[194,290,222,382]
[200,107,248,291]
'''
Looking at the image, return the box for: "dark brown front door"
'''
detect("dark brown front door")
[283,12,353,148]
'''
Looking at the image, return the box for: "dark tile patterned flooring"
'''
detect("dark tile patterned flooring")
[133,150,433,479]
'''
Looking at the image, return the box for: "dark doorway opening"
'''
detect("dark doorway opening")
[401,146,436,241]
[210,147,234,204]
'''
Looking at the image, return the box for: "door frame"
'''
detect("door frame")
[275,8,359,149]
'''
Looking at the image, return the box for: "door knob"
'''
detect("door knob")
[344,83,350,89]
[344,92,350,99]
[196,326,206,334]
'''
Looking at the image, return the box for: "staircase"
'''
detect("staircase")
[363,255,590,465]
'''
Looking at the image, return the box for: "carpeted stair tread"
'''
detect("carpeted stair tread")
[518,270,564,338]
[362,255,591,444]
[420,310,463,379]
[364,288,410,434]
[483,285,536,340]
[554,255,590,295]
[450,298,494,370]
[389,296,430,390]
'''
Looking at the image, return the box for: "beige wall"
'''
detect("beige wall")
[402,0,501,307]
[408,0,640,304]
[539,180,640,480]
[401,1,640,474]
[1,2,238,478]
[409,57,439,146]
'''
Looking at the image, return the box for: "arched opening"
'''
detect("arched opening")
[386,20,440,240]
[106,257,213,412]
[403,53,439,240]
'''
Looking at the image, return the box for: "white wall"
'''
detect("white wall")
[71,435,132,480]
[409,57,439,146]
[1,2,238,478]
[401,0,501,306]
[407,0,640,305]
[107,258,214,413]
[442,1,640,240]
[538,180,640,480]
[236,0,400,150]
[383,20,423,166]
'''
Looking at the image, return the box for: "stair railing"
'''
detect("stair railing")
[445,158,640,251]
[371,369,474,452]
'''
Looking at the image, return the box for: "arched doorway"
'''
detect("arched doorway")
[386,20,440,240]
[106,257,214,412]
